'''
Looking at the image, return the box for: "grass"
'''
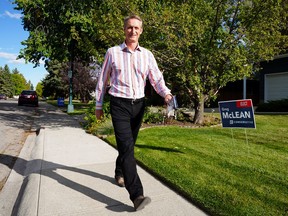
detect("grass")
[46,99,91,115]
[45,100,287,215]
[105,115,288,216]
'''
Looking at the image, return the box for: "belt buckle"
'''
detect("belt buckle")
[131,99,136,104]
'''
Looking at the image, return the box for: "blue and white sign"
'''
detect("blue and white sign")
[57,97,65,107]
[218,99,256,128]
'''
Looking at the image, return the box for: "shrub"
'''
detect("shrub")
[256,99,288,112]
[143,107,165,124]
[83,97,114,136]
[175,108,193,122]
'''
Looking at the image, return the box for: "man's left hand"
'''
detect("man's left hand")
[164,94,173,104]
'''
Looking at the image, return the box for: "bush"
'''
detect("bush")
[143,107,165,124]
[256,99,288,112]
[83,101,97,130]
[175,108,193,122]
[83,97,114,136]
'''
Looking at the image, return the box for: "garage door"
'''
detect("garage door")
[265,72,288,102]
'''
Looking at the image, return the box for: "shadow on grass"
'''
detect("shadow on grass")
[135,144,184,153]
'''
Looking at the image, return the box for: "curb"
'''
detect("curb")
[15,128,45,216]
[0,131,40,216]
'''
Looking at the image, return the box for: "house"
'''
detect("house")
[146,53,288,107]
[217,53,288,105]
[211,79,259,107]
[259,54,288,103]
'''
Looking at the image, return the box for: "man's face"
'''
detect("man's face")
[124,18,143,44]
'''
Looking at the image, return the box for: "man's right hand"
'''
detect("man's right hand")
[95,109,104,120]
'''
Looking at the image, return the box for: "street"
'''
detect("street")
[0,99,39,191]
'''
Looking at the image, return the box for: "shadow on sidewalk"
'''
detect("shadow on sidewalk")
[0,154,134,214]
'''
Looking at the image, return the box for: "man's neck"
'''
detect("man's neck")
[126,41,138,52]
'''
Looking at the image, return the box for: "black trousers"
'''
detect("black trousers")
[110,96,145,201]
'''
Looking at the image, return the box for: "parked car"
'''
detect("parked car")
[0,94,7,100]
[18,90,39,106]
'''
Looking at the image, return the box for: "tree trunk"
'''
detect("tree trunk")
[193,95,205,125]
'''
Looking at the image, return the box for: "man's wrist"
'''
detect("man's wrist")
[95,105,103,110]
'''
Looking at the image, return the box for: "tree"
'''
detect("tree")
[36,82,43,97]
[14,0,106,105]
[41,60,67,99]
[1,65,31,96]
[41,59,97,102]
[11,68,30,95]
[14,0,288,124]
[0,65,14,97]
[140,0,288,124]
[88,0,288,123]
[14,0,103,66]
[71,60,99,103]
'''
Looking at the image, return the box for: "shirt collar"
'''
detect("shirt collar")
[121,42,141,52]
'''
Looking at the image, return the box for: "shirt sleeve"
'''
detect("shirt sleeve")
[147,52,171,98]
[95,50,111,110]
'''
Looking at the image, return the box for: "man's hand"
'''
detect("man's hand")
[164,94,173,104]
[95,109,104,120]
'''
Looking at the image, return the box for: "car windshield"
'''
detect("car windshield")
[22,91,36,95]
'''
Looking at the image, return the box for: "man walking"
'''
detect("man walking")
[95,14,172,211]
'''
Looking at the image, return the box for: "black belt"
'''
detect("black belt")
[110,96,144,104]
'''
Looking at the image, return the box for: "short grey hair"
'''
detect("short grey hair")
[124,15,143,29]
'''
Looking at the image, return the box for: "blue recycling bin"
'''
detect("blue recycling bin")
[57,97,65,107]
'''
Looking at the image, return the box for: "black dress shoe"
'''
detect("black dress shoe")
[133,196,151,211]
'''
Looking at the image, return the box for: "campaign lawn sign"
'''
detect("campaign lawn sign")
[218,99,256,128]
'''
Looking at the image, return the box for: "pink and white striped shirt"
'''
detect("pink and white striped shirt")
[95,42,171,110]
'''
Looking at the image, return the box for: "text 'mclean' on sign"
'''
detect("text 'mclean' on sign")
[218,99,256,129]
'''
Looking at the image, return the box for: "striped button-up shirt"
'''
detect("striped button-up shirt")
[95,42,171,110]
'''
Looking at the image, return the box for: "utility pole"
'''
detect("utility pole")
[67,40,75,113]
[67,66,74,113]
[243,76,247,99]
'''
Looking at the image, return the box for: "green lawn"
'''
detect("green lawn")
[105,115,288,216]
[46,99,91,115]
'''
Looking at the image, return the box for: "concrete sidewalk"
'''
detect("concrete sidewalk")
[0,102,208,216]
